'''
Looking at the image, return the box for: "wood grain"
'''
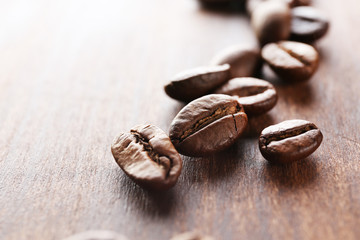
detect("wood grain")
[0,0,359,239]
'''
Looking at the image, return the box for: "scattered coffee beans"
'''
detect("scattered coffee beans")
[111,0,330,203]
[210,45,262,78]
[171,231,214,240]
[291,6,329,42]
[251,0,291,45]
[259,119,323,164]
[164,64,230,102]
[111,124,182,191]
[214,77,277,116]
[261,41,319,82]
[63,230,128,240]
[169,94,248,157]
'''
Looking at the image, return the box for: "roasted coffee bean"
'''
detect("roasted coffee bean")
[214,77,277,116]
[290,0,311,7]
[259,119,323,164]
[169,94,248,157]
[164,64,230,102]
[210,45,262,78]
[111,124,182,191]
[291,6,329,42]
[63,230,128,240]
[246,0,311,15]
[251,0,291,46]
[261,41,319,82]
[171,231,214,240]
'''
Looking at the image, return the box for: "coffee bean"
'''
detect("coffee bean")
[290,0,311,7]
[214,77,277,116]
[259,119,323,164]
[291,6,329,42]
[169,94,248,157]
[111,124,182,191]
[171,231,214,240]
[63,230,128,240]
[164,64,230,102]
[246,0,311,15]
[261,41,319,82]
[210,45,262,78]
[251,0,291,46]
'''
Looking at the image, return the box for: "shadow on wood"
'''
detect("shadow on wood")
[243,113,275,138]
[263,156,319,190]
[116,172,179,218]
[178,139,248,188]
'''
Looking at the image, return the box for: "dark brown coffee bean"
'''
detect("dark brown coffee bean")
[111,124,182,191]
[164,64,230,102]
[210,45,262,78]
[199,0,232,2]
[171,231,214,240]
[290,6,329,42]
[261,41,319,82]
[251,1,291,46]
[214,77,277,116]
[63,230,128,240]
[259,119,323,164]
[169,94,248,157]
[290,0,311,7]
[247,0,311,15]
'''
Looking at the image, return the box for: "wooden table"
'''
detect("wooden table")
[0,0,359,239]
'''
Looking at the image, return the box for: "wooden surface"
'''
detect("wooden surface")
[0,0,359,239]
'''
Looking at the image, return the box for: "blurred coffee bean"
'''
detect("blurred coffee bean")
[164,65,230,102]
[290,0,311,7]
[261,41,319,82]
[214,77,277,116]
[251,0,291,46]
[210,45,262,78]
[291,6,329,42]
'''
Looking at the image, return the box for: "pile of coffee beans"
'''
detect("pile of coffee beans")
[111,0,329,191]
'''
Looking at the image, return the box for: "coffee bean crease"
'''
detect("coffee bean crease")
[261,124,316,146]
[178,105,241,142]
[130,130,171,172]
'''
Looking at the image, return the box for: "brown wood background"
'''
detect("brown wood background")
[0,0,359,239]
